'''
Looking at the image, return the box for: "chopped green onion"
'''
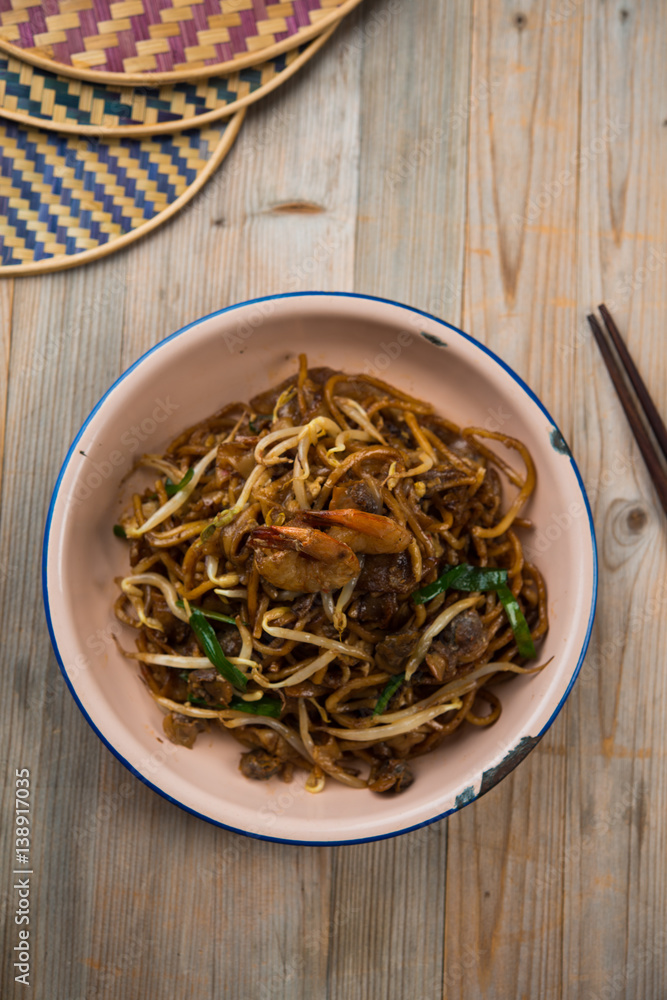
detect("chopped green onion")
[412,564,537,660]
[229,696,282,718]
[412,565,508,604]
[176,600,236,625]
[164,467,194,497]
[184,695,281,717]
[373,673,405,716]
[188,607,247,691]
[113,524,127,538]
[496,583,536,659]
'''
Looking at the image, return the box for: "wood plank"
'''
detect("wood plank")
[563,2,667,997]
[329,2,472,999]
[0,259,131,1000]
[117,20,362,370]
[51,15,365,1000]
[353,0,471,321]
[0,279,12,503]
[444,2,585,997]
[2,1,667,998]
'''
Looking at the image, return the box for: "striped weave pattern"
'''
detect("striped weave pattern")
[0,0,345,76]
[0,46,297,128]
[0,118,227,265]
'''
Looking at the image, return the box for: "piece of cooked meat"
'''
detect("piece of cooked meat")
[163,712,207,749]
[425,608,488,682]
[375,629,419,673]
[415,467,469,498]
[239,748,283,780]
[147,589,189,644]
[348,593,398,629]
[330,479,382,514]
[187,668,233,707]
[368,758,415,794]
[356,551,417,594]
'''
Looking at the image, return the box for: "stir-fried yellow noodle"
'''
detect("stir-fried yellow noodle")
[113,356,548,794]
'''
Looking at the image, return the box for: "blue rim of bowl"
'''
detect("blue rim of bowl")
[42,291,598,846]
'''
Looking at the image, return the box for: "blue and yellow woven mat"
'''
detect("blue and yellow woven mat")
[0,109,244,275]
[0,28,333,136]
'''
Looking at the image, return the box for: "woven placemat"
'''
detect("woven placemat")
[0,0,361,84]
[0,23,335,136]
[0,108,244,275]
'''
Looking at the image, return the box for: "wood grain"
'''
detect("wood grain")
[445,3,584,997]
[96,18,366,1000]
[0,260,133,998]
[2,1,667,998]
[0,279,12,498]
[565,2,667,997]
[329,3,472,999]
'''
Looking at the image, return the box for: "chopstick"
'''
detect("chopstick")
[587,305,667,518]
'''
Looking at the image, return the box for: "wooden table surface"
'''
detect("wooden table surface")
[2,1,666,997]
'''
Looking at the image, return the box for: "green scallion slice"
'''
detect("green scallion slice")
[229,696,282,718]
[412,565,508,604]
[176,600,236,625]
[188,607,247,691]
[184,695,280,717]
[373,673,405,716]
[496,583,536,659]
[412,564,537,660]
[164,467,194,497]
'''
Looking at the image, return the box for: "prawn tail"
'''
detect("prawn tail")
[249,526,302,552]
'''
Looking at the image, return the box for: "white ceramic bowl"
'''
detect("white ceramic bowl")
[43,293,597,845]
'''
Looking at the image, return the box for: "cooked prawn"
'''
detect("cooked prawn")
[300,508,411,555]
[248,525,360,593]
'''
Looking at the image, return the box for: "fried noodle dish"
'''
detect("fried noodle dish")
[113,356,548,794]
